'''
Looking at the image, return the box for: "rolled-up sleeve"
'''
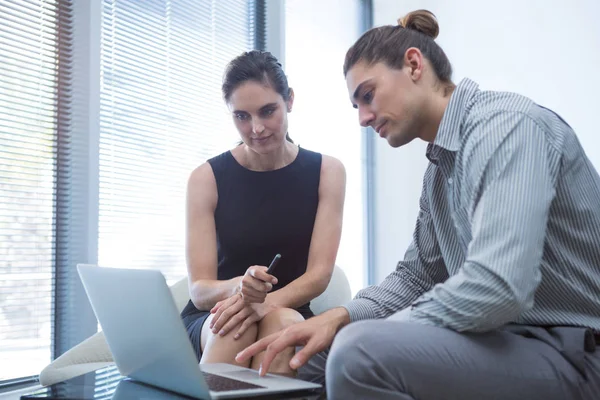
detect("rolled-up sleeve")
[344,165,449,322]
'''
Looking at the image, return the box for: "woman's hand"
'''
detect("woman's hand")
[231,302,276,339]
[210,296,276,339]
[209,292,245,335]
[208,265,278,336]
[237,265,278,303]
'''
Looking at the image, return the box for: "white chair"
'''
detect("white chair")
[39,265,352,386]
[310,265,352,315]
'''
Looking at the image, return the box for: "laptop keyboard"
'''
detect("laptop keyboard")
[202,371,266,392]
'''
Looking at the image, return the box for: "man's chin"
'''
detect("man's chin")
[387,134,414,148]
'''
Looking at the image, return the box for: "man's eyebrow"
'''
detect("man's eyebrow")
[352,79,372,100]
[351,80,371,108]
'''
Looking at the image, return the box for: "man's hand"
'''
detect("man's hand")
[239,265,278,303]
[235,307,350,376]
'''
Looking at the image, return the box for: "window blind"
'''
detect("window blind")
[0,0,72,384]
[98,0,261,284]
[94,0,263,391]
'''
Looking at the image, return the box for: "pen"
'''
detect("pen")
[266,253,281,275]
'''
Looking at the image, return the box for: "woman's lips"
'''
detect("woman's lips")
[252,134,272,143]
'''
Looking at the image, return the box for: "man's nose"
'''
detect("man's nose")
[358,107,375,128]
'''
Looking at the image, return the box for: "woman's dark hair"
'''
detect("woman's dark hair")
[343,10,453,91]
[222,50,294,143]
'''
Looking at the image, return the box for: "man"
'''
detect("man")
[236,10,600,400]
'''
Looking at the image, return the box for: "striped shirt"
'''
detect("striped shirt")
[344,78,600,333]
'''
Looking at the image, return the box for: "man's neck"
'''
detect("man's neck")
[420,89,453,144]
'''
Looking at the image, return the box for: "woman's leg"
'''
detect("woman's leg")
[250,308,305,375]
[199,313,259,368]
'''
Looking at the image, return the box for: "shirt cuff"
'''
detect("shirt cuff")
[342,298,379,322]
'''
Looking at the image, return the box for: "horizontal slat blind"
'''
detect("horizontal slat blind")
[94,0,260,390]
[0,0,67,384]
[98,0,257,282]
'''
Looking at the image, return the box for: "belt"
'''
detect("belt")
[583,330,600,352]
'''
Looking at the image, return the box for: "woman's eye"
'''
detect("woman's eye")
[363,90,373,103]
[261,108,275,118]
[235,113,248,121]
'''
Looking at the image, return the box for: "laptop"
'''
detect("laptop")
[76,264,321,399]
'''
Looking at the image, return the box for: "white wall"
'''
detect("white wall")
[372,0,600,283]
[284,0,365,295]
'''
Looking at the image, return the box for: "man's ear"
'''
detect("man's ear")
[287,88,295,112]
[404,47,424,81]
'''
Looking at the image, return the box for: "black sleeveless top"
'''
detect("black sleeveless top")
[181,146,322,320]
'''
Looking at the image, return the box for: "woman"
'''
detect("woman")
[180,50,346,376]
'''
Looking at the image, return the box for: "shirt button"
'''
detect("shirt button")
[448,178,453,185]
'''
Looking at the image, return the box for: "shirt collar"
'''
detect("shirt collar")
[431,78,480,153]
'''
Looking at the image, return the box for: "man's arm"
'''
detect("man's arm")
[398,112,556,332]
[344,164,449,322]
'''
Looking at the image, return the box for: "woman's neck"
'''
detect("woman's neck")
[238,141,298,171]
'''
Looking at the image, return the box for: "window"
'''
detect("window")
[0,0,71,383]
[285,0,366,294]
[98,0,260,283]
[1,0,264,388]
[1,0,370,389]
[93,1,263,391]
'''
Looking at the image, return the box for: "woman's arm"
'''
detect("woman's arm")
[266,154,346,309]
[186,162,241,311]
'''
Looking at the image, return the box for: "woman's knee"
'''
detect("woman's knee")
[251,308,303,374]
[200,315,259,366]
[257,307,304,337]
